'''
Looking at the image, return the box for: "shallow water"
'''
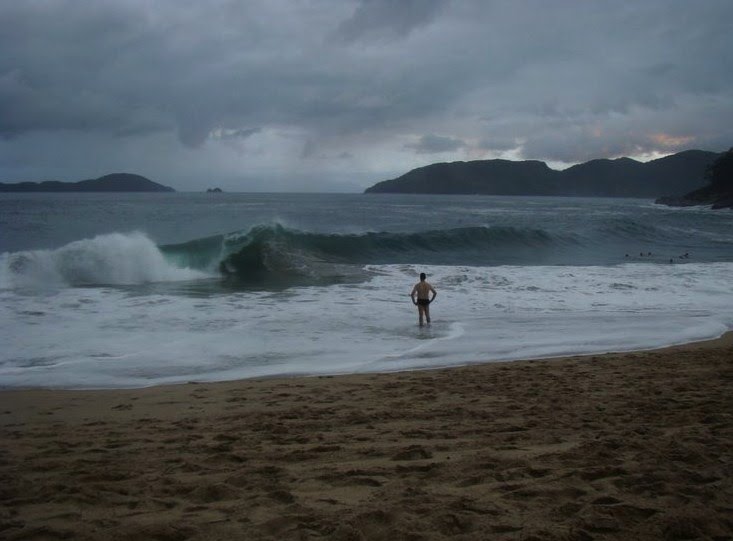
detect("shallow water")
[2,193,732,388]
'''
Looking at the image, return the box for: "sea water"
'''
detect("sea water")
[1,193,732,388]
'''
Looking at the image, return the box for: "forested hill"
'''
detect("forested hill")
[0,173,175,192]
[364,150,720,198]
[656,148,733,209]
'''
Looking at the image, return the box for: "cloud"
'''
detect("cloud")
[335,0,445,42]
[407,134,467,154]
[0,0,731,189]
[208,127,262,142]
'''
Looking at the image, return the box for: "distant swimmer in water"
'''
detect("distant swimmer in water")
[411,272,437,327]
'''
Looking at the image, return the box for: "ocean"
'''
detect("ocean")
[1,192,732,389]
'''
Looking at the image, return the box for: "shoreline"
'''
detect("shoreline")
[3,330,732,393]
[2,333,732,539]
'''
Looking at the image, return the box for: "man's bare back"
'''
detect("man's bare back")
[411,272,436,326]
[412,281,434,300]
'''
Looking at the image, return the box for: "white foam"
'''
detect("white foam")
[0,232,209,289]
[1,262,732,388]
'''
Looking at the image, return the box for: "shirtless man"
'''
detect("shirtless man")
[411,272,437,326]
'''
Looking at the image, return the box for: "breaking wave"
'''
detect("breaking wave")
[0,223,584,289]
[1,232,208,289]
[161,223,568,284]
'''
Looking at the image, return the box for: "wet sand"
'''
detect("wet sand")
[1,335,732,540]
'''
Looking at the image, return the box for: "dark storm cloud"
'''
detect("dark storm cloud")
[0,2,166,134]
[0,0,731,189]
[335,0,445,42]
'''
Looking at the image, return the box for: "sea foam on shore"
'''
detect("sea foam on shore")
[2,261,732,388]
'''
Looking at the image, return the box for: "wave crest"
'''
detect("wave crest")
[1,232,207,289]
[1,224,568,289]
[169,223,563,284]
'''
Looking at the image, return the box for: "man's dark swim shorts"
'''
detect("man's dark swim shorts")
[417,299,431,306]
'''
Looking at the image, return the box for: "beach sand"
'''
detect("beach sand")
[1,335,732,540]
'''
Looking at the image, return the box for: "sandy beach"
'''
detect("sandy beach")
[1,335,732,540]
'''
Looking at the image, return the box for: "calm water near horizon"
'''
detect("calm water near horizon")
[2,192,732,388]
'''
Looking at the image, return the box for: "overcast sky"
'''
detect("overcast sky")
[1,0,731,192]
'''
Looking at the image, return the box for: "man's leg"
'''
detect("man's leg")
[424,304,431,324]
[418,305,425,326]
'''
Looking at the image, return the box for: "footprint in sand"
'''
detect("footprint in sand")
[391,445,433,461]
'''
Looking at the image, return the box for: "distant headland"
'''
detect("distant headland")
[655,148,733,209]
[0,173,175,193]
[364,150,721,199]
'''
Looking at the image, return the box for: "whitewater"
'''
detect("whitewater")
[1,193,732,389]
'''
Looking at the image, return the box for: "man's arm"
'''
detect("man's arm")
[410,285,418,304]
[429,285,437,302]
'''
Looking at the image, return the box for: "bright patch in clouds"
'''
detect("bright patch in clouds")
[650,133,696,148]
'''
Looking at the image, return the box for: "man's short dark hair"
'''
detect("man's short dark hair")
[420,272,426,281]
